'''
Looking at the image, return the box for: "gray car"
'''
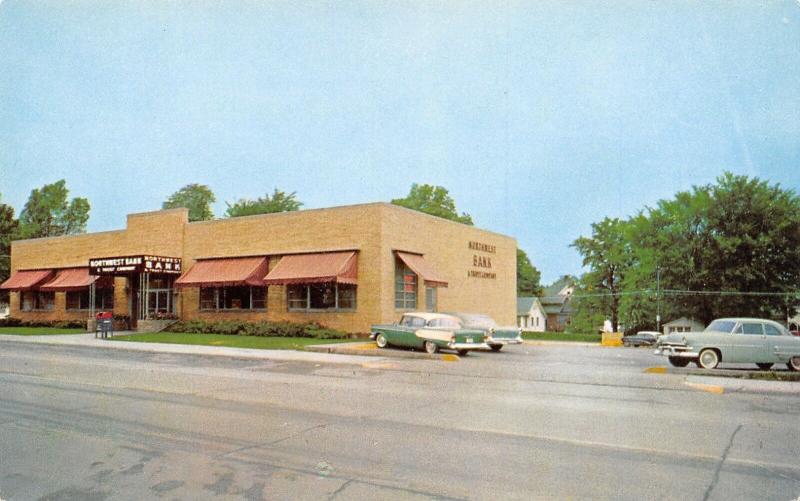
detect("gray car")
[655,318,800,370]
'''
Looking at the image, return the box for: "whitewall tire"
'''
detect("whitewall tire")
[698,349,720,370]
[375,333,388,349]
[424,340,438,354]
[788,357,800,372]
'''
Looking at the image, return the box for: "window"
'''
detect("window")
[705,320,737,333]
[287,283,356,311]
[395,259,417,309]
[400,315,426,327]
[96,288,114,310]
[427,317,459,328]
[425,286,437,312]
[741,323,764,335]
[765,324,783,336]
[199,286,267,311]
[67,290,91,310]
[21,291,54,311]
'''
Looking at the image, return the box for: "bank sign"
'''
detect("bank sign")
[89,255,182,275]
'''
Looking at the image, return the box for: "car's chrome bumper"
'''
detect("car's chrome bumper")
[654,345,698,358]
[448,342,490,350]
[486,337,523,345]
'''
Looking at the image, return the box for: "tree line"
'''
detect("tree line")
[571,172,800,332]
[0,180,543,298]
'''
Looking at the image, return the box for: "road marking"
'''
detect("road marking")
[440,355,460,362]
[349,343,378,351]
[645,367,667,374]
[685,382,725,394]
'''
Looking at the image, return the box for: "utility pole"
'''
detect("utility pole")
[656,266,661,333]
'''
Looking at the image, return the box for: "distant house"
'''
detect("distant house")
[662,317,705,335]
[788,314,800,333]
[540,276,576,332]
[517,297,546,332]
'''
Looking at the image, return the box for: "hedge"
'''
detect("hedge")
[166,320,350,339]
[0,318,86,329]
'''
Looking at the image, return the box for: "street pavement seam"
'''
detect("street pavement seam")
[702,424,743,501]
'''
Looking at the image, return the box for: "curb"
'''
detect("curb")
[306,342,461,361]
[522,340,600,347]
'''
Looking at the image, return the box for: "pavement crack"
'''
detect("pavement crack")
[702,424,742,501]
[328,478,353,500]
[216,423,329,459]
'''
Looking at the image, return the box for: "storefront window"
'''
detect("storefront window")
[21,291,55,311]
[67,290,91,310]
[287,283,356,311]
[395,259,417,309]
[199,286,267,311]
[96,288,114,310]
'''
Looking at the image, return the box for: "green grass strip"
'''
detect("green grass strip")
[522,331,601,342]
[109,332,356,350]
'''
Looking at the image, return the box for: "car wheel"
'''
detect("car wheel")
[375,333,388,349]
[490,344,503,352]
[788,357,800,372]
[457,349,469,356]
[756,363,773,371]
[668,357,690,368]
[698,349,720,369]
[424,340,438,354]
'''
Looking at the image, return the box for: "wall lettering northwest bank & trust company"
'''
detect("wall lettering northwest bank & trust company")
[1,203,516,333]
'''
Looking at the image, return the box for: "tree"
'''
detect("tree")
[0,195,19,285]
[391,184,474,225]
[225,189,303,218]
[517,248,542,296]
[572,217,631,331]
[163,184,216,222]
[17,180,90,239]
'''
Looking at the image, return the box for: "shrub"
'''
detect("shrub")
[167,319,350,339]
[0,318,85,329]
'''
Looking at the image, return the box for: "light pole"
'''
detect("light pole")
[656,266,661,333]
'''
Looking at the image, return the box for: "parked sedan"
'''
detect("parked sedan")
[655,318,800,370]
[370,312,489,355]
[447,312,522,351]
[622,331,660,347]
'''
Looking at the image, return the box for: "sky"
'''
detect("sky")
[1,1,799,284]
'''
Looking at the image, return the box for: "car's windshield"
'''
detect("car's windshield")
[455,314,497,328]
[704,320,737,333]
[427,317,460,328]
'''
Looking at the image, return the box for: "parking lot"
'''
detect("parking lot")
[0,339,799,500]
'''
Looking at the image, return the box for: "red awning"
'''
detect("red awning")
[263,251,357,285]
[174,257,269,288]
[40,268,98,291]
[0,270,55,291]
[396,251,448,287]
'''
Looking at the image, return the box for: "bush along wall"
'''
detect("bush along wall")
[167,320,351,339]
[0,318,86,329]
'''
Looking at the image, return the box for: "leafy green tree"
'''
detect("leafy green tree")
[0,195,19,284]
[516,248,542,296]
[225,189,303,218]
[17,180,90,239]
[391,184,474,225]
[163,184,216,222]
[572,217,632,331]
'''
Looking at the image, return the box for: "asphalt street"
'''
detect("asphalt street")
[0,340,798,500]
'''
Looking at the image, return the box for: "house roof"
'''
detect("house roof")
[542,276,575,298]
[517,297,543,315]
[663,317,704,326]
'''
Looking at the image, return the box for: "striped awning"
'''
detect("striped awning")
[40,268,98,291]
[396,251,448,287]
[263,251,357,285]
[0,270,55,291]
[174,256,269,288]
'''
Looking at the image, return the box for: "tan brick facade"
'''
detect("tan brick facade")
[8,203,516,332]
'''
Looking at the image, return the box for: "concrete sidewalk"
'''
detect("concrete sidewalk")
[0,333,385,365]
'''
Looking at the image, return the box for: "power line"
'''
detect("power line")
[569,289,800,299]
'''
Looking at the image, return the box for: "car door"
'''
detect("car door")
[391,315,417,347]
[764,323,800,362]
[735,321,769,363]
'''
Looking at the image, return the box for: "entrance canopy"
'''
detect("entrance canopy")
[0,270,55,291]
[39,268,99,291]
[263,251,357,285]
[396,251,448,287]
[89,255,182,275]
[175,256,269,288]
